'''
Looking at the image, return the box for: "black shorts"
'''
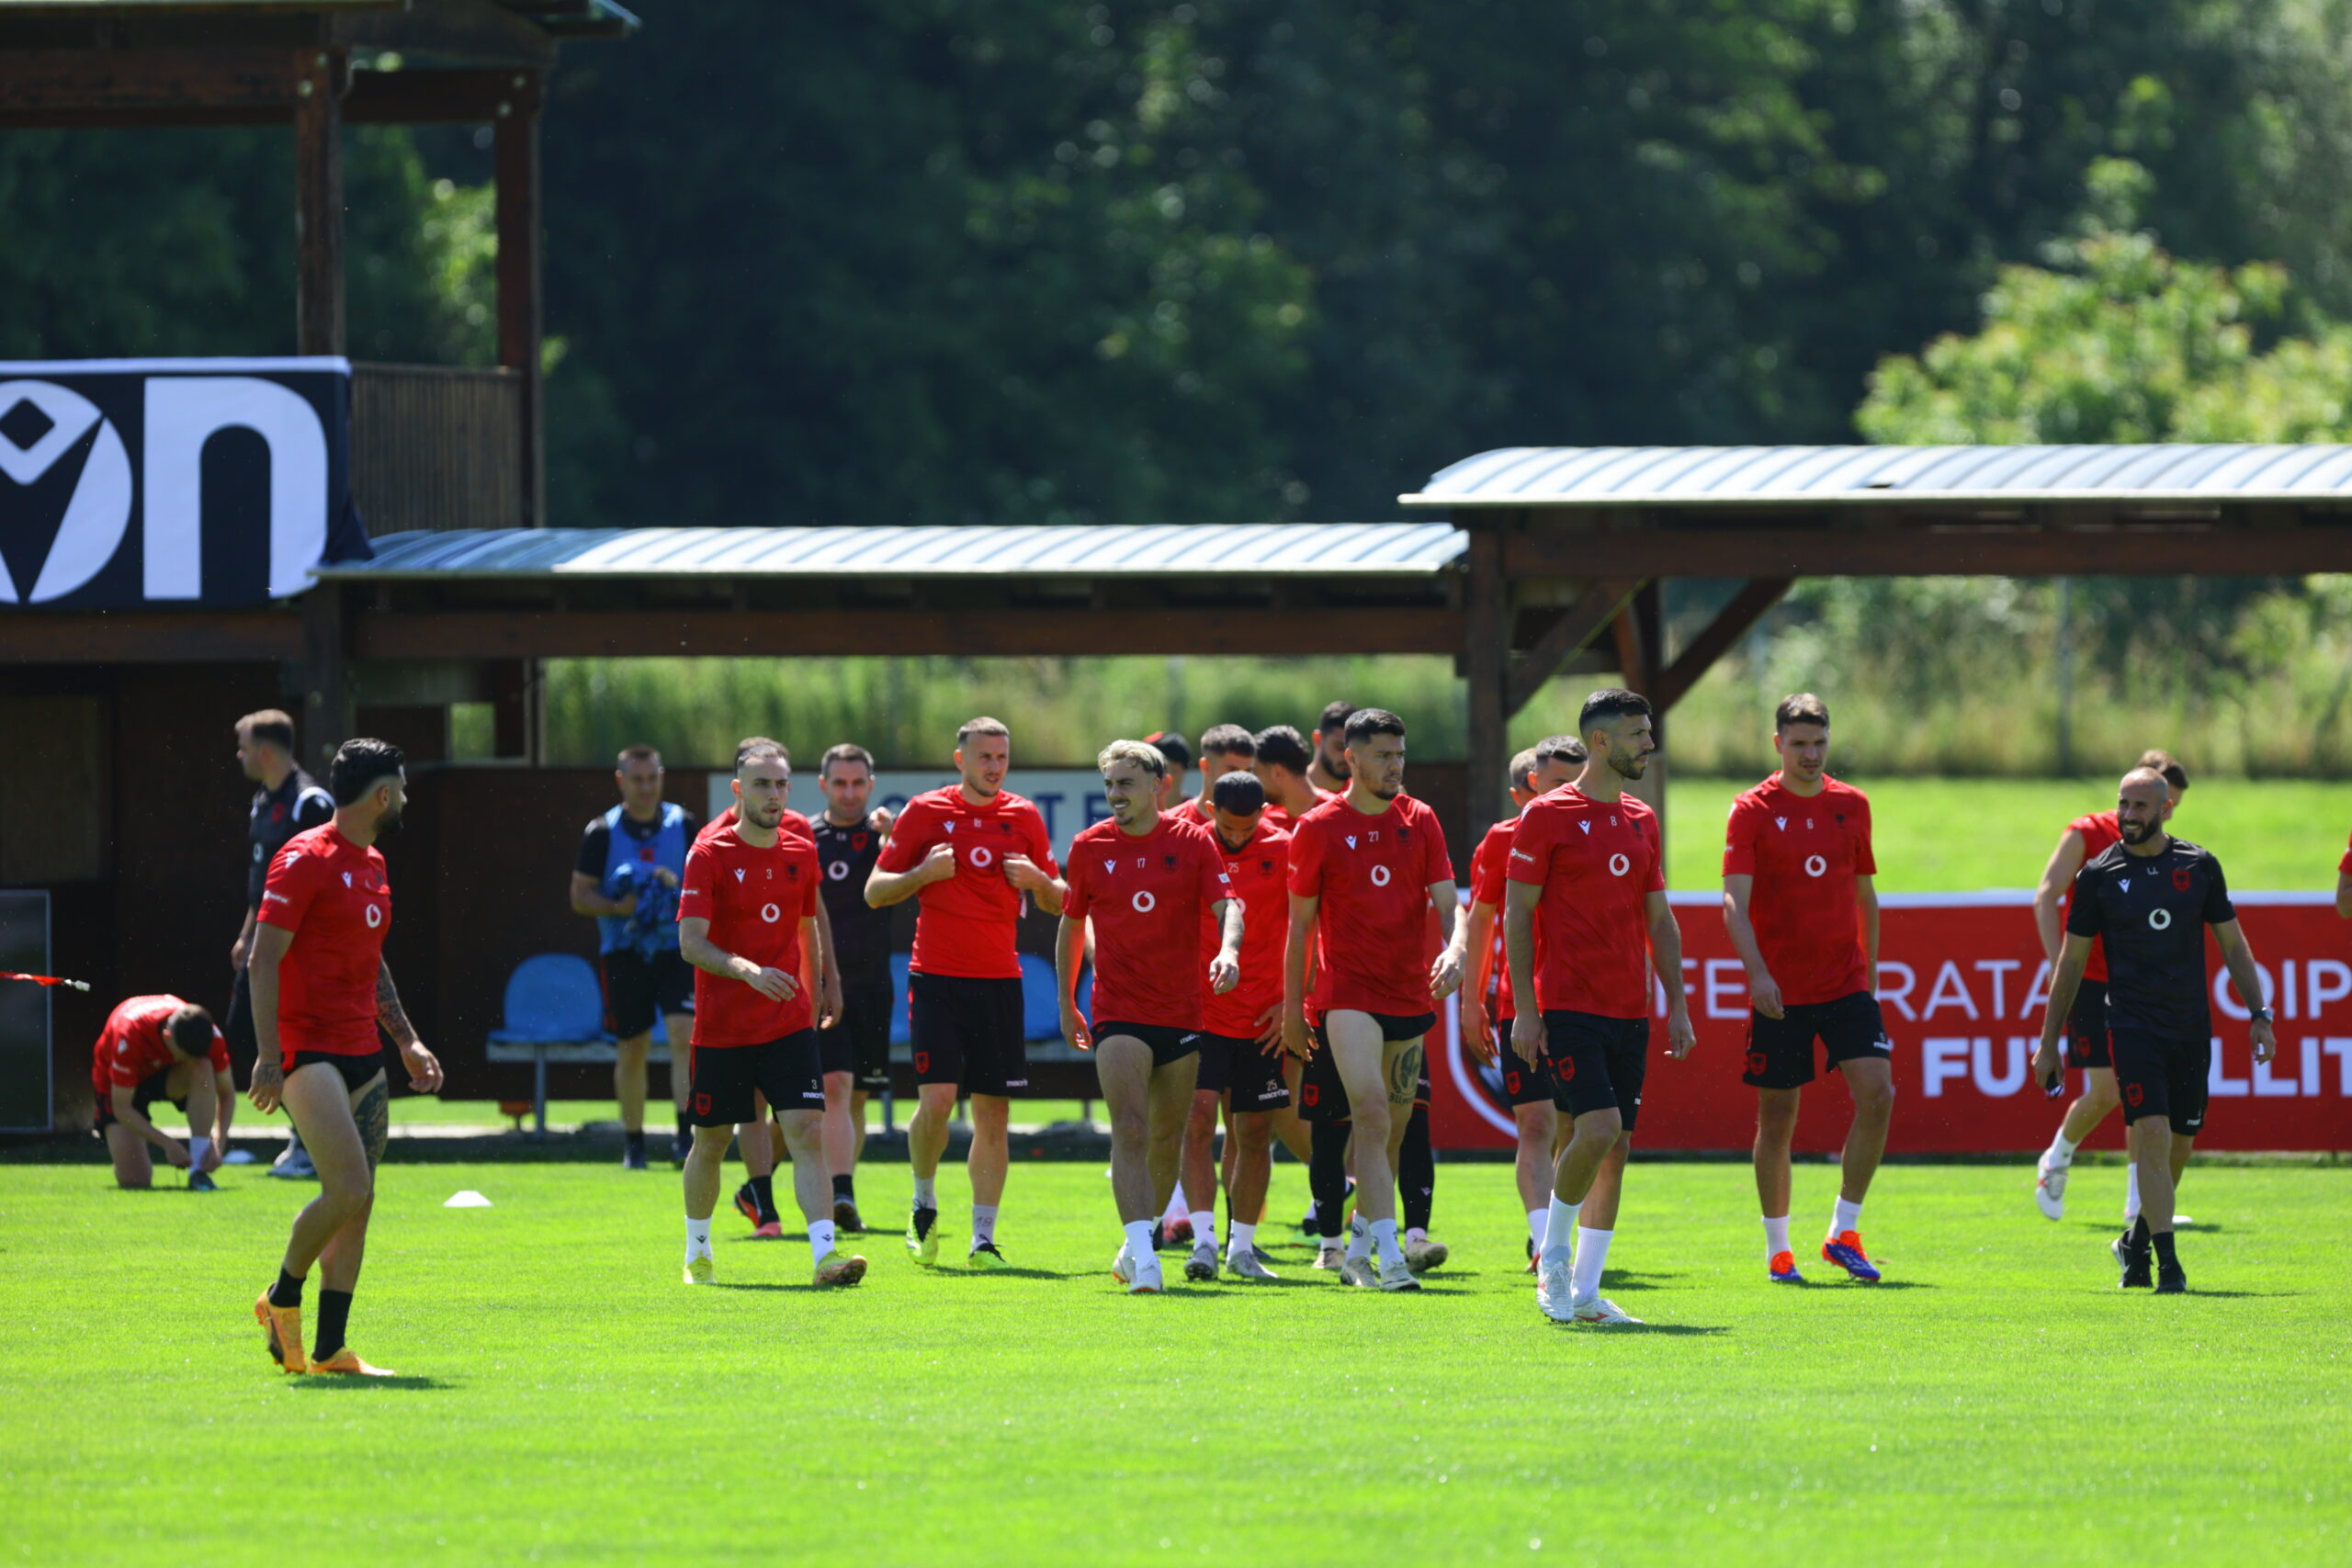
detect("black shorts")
[1544,1010,1650,1128]
[1740,990,1893,1090]
[93,1067,184,1133]
[287,1051,385,1095]
[1491,1020,1559,1109]
[2109,1029,2210,1135]
[688,1031,825,1127]
[601,949,695,1039]
[1300,1010,1437,1124]
[909,972,1027,1097]
[2063,979,2111,1070]
[1195,1032,1290,1111]
[820,970,895,1089]
[1093,1021,1203,1069]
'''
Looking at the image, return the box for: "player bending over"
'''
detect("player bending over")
[93,996,233,1190]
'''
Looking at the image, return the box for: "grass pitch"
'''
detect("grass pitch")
[2,1157,2344,1567]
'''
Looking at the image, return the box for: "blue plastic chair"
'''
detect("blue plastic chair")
[487,953,613,1134]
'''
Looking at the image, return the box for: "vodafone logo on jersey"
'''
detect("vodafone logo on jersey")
[2149,908,2173,931]
[1804,854,1828,877]
[1370,864,1393,887]
[1130,890,1158,913]
[968,845,995,869]
[1608,852,1631,876]
[760,902,782,923]
[365,904,383,929]
[827,861,849,882]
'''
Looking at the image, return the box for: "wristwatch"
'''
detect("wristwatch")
[2251,1006,2274,1023]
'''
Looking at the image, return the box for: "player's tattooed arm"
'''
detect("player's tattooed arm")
[355,1078,390,1170]
[376,959,421,1049]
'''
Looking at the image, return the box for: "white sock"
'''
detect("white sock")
[971,1203,999,1247]
[2124,1162,2141,1220]
[1830,1196,1863,1239]
[684,1216,713,1257]
[2046,1130,2080,1165]
[1571,1226,1612,1299]
[1345,1220,1374,1261]
[1122,1218,1154,1263]
[1404,1226,1428,1245]
[1189,1209,1217,1253]
[1542,1198,1581,1265]
[1163,1181,1189,1225]
[808,1219,837,1264]
[188,1136,211,1171]
[1528,1209,1549,1255]
[912,1176,936,1209]
[1370,1217,1404,1269]
[1763,1214,1792,1262]
[1227,1220,1257,1259]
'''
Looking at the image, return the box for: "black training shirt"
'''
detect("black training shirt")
[810,815,893,978]
[246,768,334,908]
[2066,836,2235,1039]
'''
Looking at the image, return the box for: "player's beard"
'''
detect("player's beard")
[1362,778,1401,801]
[1608,748,1650,781]
[2120,816,2159,845]
[1324,750,1351,781]
[374,807,404,840]
[747,801,786,829]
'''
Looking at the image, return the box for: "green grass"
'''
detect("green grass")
[4,1158,2345,1566]
[1665,775,2352,892]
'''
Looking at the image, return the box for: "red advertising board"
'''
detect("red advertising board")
[1430,893,2352,1154]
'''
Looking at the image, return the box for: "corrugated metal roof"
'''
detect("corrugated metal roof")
[313,524,1467,581]
[1402,445,2352,506]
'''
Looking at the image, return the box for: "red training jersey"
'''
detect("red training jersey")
[1065,815,1232,1028]
[1506,786,1664,1020]
[1263,787,1337,835]
[678,821,820,1046]
[1287,793,1453,1017]
[1468,818,1521,1021]
[1200,818,1292,1037]
[91,994,228,1097]
[2064,810,2124,983]
[1722,773,1876,1007]
[1165,799,1214,827]
[875,786,1058,980]
[257,824,390,1062]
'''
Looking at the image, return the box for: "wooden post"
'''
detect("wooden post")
[495,74,546,527]
[1611,581,1668,847]
[1462,528,1510,847]
[300,581,354,770]
[292,48,346,355]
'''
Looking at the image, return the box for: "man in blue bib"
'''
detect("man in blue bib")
[571,744,699,1168]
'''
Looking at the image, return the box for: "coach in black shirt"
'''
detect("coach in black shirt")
[2036,767,2278,1293]
[809,743,897,1232]
[229,710,335,1178]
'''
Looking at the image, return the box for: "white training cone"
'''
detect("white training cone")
[444,1190,493,1208]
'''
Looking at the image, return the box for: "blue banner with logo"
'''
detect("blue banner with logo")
[0,357,372,608]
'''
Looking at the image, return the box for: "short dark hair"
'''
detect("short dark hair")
[1145,730,1193,771]
[957,716,1009,748]
[1774,693,1830,731]
[2136,748,2188,794]
[1317,700,1358,736]
[1198,723,1256,762]
[1252,725,1312,774]
[820,743,875,777]
[1578,688,1653,737]
[327,738,404,807]
[616,743,662,768]
[237,710,296,753]
[165,1005,213,1060]
[1534,733,1588,769]
[1508,747,1541,794]
[1342,707,1406,745]
[1211,769,1265,816]
[735,736,789,771]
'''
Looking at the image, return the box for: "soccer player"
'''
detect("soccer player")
[1722,694,1892,1286]
[1506,689,1697,1325]
[1144,730,1193,815]
[1176,768,1291,1280]
[675,739,865,1288]
[1283,707,1466,1292]
[92,995,233,1190]
[1170,724,1256,826]
[228,709,334,1179]
[2029,750,2189,1223]
[1249,723,1329,1190]
[1059,741,1240,1293]
[570,743,698,1169]
[1459,735,1584,1268]
[812,743,896,1232]
[249,739,446,1377]
[1306,700,1356,795]
[2033,767,2277,1292]
[866,716,1064,1269]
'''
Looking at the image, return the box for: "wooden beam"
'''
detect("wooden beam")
[1609,588,1652,696]
[300,583,356,771]
[292,46,346,355]
[1504,577,1639,715]
[351,607,1467,660]
[495,83,545,525]
[0,612,302,664]
[0,63,537,128]
[1503,525,2352,579]
[342,0,561,70]
[0,47,301,113]
[345,65,539,124]
[1462,532,1509,842]
[1654,577,1791,713]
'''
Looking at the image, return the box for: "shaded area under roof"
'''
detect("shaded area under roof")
[1404,444,2352,506]
[315,523,1468,581]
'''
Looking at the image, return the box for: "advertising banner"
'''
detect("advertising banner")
[1431,892,2351,1154]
